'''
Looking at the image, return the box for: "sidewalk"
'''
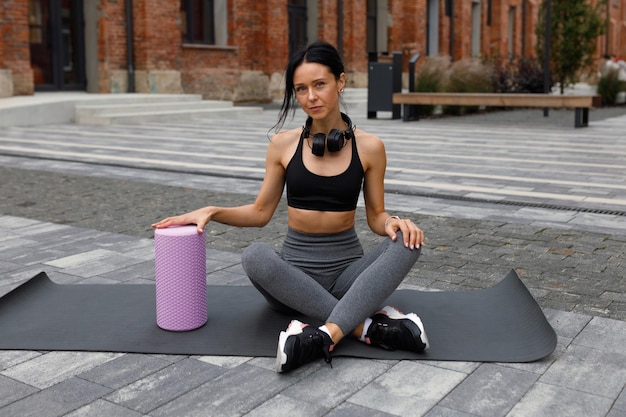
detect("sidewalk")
[0,94,625,416]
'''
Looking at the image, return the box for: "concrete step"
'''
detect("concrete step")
[78,105,264,125]
[75,100,233,120]
[343,88,367,101]
[0,93,204,127]
[74,93,204,106]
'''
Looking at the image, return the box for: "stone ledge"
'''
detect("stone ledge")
[0,69,14,98]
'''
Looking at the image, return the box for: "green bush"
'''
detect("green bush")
[443,58,493,115]
[413,56,449,116]
[597,68,625,106]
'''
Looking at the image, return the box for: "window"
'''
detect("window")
[471,0,481,57]
[366,0,377,53]
[288,0,307,56]
[180,0,227,45]
[427,0,439,56]
[366,0,389,54]
[507,6,516,59]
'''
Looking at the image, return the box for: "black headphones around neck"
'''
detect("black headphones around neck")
[301,112,355,157]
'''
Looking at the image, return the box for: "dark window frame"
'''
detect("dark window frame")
[366,0,377,53]
[288,0,307,57]
[181,0,216,45]
[31,0,86,91]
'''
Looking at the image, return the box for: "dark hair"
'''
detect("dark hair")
[271,41,345,134]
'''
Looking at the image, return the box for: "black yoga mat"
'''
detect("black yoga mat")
[0,270,556,362]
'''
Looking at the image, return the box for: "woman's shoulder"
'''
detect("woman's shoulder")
[354,128,385,173]
[267,127,302,165]
[354,128,385,152]
[270,126,301,146]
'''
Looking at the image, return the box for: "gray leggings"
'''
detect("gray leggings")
[241,227,420,335]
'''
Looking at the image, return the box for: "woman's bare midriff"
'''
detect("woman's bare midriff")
[287,206,356,234]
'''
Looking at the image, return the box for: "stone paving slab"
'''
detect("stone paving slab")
[0,164,625,319]
[2,106,626,216]
[0,216,624,416]
[0,101,625,415]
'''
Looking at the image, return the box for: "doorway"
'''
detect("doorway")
[29,0,86,91]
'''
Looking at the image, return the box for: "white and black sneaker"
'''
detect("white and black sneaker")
[275,320,334,373]
[365,306,429,352]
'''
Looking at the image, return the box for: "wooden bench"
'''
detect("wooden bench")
[392,92,602,127]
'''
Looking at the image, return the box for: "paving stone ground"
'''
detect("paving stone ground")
[0,97,625,416]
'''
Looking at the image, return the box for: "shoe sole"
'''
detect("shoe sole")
[275,320,305,373]
[381,306,430,350]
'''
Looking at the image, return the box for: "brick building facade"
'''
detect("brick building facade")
[1,0,624,100]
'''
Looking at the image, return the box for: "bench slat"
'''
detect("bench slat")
[392,93,599,108]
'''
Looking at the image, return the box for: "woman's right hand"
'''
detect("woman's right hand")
[151,207,212,234]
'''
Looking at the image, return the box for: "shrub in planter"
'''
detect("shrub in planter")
[413,56,449,116]
[443,58,493,115]
[490,56,548,94]
[514,57,548,93]
[489,56,516,93]
[597,68,625,106]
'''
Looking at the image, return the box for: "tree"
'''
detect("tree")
[536,0,605,94]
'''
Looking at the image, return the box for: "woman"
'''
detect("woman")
[152,41,428,373]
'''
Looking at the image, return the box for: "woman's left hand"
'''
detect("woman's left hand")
[385,216,424,250]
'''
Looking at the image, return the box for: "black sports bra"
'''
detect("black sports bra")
[285,132,364,212]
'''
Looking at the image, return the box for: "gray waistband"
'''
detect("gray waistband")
[281,227,364,289]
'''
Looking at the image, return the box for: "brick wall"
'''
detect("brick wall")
[96,0,128,92]
[132,0,183,93]
[609,0,626,59]
[180,0,290,101]
[433,0,544,61]
[0,0,5,67]
[388,0,427,71]
[265,0,289,73]
[232,0,270,71]
[133,0,180,69]
[0,0,33,95]
[2,0,624,98]
[523,1,541,57]
[88,0,186,94]
[341,0,368,83]
[316,0,338,45]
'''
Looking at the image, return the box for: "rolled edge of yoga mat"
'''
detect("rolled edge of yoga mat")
[154,225,207,331]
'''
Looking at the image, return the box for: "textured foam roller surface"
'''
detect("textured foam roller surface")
[154,226,207,331]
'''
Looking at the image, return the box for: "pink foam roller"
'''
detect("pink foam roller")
[154,225,207,331]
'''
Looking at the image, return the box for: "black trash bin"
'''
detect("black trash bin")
[367,52,402,119]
